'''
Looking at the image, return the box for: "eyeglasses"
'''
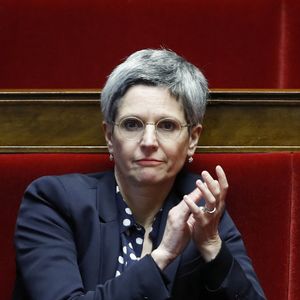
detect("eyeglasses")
[113,116,191,141]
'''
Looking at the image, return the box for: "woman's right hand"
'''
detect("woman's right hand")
[151,187,203,270]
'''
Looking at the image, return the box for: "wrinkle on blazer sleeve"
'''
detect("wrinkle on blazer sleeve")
[14,175,170,300]
[171,210,266,299]
[207,210,266,299]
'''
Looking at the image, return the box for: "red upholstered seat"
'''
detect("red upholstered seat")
[0,153,298,300]
[0,154,113,298]
[289,153,300,299]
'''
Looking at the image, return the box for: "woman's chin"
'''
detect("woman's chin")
[135,175,161,185]
[131,170,173,186]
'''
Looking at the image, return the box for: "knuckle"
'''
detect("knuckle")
[210,199,217,206]
[168,210,177,224]
[223,183,229,190]
[214,187,221,197]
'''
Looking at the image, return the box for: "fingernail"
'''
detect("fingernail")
[197,180,204,187]
[202,171,208,178]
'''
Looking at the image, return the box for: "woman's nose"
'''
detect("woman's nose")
[140,124,159,147]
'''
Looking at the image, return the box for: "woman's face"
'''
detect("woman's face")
[104,85,201,186]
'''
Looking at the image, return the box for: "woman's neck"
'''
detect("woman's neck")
[115,171,175,228]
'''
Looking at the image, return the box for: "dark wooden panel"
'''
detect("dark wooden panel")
[0,90,299,153]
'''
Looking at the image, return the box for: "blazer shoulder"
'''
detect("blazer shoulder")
[23,170,115,212]
[28,170,114,190]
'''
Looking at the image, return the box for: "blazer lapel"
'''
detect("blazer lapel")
[96,172,120,283]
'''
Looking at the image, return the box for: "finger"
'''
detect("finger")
[183,195,200,215]
[216,165,229,193]
[196,179,217,211]
[201,171,221,199]
[186,181,203,203]
[173,198,191,216]
[169,180,203,225]
[172,178,204,221]
[183,195,205,222]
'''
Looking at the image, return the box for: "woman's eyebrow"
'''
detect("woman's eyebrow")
[117,113,182,120]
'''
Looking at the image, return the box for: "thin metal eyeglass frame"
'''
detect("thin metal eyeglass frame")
[112,117,191,140]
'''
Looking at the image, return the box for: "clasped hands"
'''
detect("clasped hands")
[151,165,228,270]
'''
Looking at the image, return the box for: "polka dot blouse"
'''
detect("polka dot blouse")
[115,185,163,277]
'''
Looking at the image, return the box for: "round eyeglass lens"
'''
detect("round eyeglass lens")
[156,118,182,140]
[119,117,144,139]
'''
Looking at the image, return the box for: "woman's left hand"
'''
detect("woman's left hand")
[183,165,228,262]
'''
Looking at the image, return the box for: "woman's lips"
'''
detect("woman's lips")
[135,159,163,166]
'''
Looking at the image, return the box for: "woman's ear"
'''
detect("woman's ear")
[187,124,202,157]
[102,122,114,154]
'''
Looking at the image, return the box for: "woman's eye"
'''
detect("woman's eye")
[158,120,178,131]
[122,118,143,131]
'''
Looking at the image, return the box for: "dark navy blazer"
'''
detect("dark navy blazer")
[13,170,266,300]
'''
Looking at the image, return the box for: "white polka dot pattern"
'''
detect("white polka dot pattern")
[136,237,143,245]
[130,253,137,260]
[114,184,164,277]
[123,219,131,226]
[125,207,132,215]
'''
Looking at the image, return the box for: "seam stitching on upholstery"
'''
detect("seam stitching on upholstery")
[278,0,288,88]
[287,152,294,300]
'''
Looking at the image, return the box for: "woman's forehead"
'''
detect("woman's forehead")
[116,85,185,119]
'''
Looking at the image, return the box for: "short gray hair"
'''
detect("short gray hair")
[101,49,208,125]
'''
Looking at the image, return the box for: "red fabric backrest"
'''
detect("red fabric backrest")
[0,153,297,300]
[1,0,300,89]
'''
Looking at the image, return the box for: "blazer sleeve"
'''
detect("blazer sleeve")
[14,176,170,300]
[172,210,267,300]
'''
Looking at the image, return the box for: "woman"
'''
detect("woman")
[13,49,266,299]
